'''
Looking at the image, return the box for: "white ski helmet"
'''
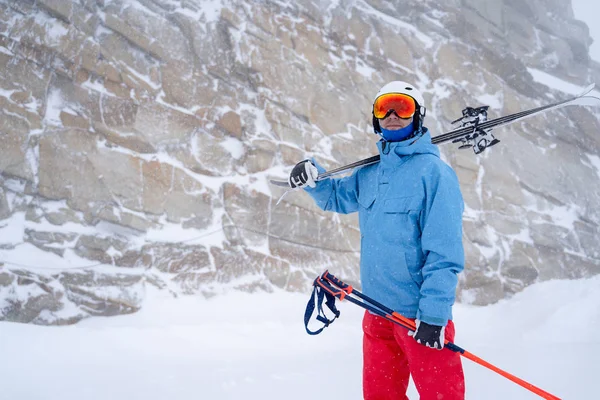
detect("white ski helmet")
[372,81,427,135]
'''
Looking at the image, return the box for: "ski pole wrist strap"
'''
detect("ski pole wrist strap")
[304,278,341,335]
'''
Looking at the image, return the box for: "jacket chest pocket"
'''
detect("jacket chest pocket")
[380,196,423,246]
[358,191,376,233]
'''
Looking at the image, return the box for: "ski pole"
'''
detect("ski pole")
[315,271,561,400]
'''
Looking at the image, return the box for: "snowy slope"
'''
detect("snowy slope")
[1,275,598,399]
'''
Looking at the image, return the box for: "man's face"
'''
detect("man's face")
[379,112,413,130]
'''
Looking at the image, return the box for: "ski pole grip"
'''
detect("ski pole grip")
[315,276,347,301]
[445,342,465,354]
[322,270,353,293]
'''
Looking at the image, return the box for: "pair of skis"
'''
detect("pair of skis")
[270,84,600,190]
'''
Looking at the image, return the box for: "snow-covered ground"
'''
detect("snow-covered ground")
[1,275,598,399]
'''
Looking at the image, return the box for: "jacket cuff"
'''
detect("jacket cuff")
[416,312,448,327]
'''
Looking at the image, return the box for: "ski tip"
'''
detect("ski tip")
[579,83,596,97]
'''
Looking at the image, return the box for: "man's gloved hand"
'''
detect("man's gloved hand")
[408,320,445,350]
[289,160,319,189]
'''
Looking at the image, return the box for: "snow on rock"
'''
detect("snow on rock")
[0,0,599,324]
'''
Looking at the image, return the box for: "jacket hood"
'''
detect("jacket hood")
[376,127,439,159]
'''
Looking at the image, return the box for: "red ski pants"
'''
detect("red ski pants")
[363,311,465,400]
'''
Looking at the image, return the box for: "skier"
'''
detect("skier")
[289,81,466,399]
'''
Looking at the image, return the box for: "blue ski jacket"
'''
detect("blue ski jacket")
[304,129,464,326]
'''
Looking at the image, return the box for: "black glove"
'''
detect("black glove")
[409,320,445,350]
[289,160,318,189]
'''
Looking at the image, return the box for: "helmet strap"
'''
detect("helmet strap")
[373,115,382,134]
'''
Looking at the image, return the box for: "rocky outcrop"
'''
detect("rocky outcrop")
[0,0,599,324]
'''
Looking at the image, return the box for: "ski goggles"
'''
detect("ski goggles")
[373,93,416,119]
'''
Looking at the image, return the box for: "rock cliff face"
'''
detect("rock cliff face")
[0,0,599,324]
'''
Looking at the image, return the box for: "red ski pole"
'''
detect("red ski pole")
[317,271,561,400]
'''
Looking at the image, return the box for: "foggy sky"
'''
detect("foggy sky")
[572,0,600,61]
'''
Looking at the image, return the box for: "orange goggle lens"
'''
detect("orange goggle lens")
[373,93,416,119]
